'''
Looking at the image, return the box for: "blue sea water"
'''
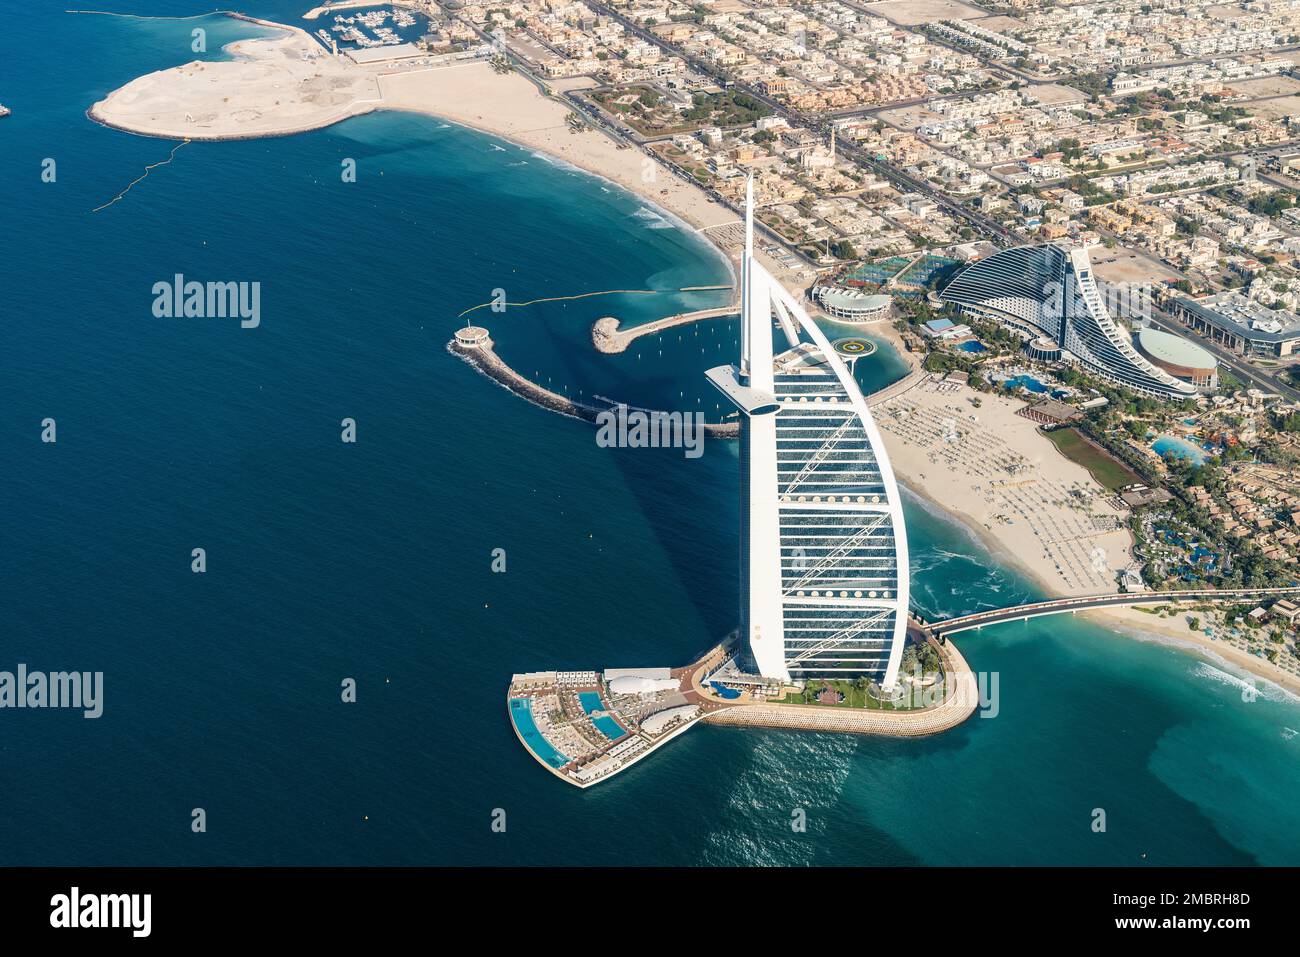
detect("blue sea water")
[1,5,1298,866]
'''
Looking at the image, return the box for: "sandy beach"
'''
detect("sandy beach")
[378,61,741,236]
[1088,606,1300,698]
[875,377,1134,598]
[88,23,767,274]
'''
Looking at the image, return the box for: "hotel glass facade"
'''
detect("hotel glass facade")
[711,180,909,689]
[940,244,1197,399]
[771,348,902,681]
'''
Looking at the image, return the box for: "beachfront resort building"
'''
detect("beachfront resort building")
[708,180,909,689]
[939,244,1198,400]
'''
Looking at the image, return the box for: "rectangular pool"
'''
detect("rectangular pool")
[578,692,626,740]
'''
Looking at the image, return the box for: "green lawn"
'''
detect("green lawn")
[1044,427,1139,491]
[780,677,942,711]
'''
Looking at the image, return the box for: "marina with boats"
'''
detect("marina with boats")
[316,6,421,50]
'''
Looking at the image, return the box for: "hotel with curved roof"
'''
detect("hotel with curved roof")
[708,179,909,689]
[938,244,1198,400]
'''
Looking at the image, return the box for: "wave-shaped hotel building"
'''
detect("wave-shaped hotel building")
[708,179,909,689]
[938,244,1198,400]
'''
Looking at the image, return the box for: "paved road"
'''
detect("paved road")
[581,0,1017,246]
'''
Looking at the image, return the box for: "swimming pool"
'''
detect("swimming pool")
[509,698,569,768]
[1152,434,1207,465]
[710,681,742,700]
[578,691,626,740]
[956,341,986,353]
[1002,374,1047,394]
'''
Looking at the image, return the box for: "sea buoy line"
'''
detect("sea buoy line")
[456,289,657,319]
[455,284,733,319]
[66,9,235,18]
[91,140,190,213]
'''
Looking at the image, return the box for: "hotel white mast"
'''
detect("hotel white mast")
[708,176,910,689]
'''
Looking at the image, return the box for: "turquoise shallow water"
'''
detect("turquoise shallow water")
[1152,434,1208,465]
[0,5,1297,866]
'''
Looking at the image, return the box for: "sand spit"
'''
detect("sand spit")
[89,28,382,141]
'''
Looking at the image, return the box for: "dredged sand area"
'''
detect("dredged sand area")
[88,19,742,241]
[90,25,384,140]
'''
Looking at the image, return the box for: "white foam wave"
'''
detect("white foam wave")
[521,151,736,285]
[1187,659,1295,704]
[633,206,673,229]
[529,149,584,175]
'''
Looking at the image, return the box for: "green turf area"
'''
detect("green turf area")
[1043,427,1139,491]
[779,677,943,711]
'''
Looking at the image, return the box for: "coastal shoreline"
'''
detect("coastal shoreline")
[876,378,1135,598]
[374,60,746,284]
[901,472,1300,696]
[86,14,746,286]
[86,13,1300,700]
[897,478,1068,602]
[1087,606,1300,698]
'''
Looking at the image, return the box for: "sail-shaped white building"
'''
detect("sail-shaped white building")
[708,179,910,690]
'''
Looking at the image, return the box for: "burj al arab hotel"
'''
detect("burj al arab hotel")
[707,179,910,691]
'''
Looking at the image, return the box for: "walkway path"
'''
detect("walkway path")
[699,634,978,737]
[927,585,1300,636]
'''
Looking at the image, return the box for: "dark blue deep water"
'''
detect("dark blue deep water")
[1,5,1298,866]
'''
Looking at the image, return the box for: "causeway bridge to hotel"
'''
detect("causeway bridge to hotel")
[918,586,1300,638]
